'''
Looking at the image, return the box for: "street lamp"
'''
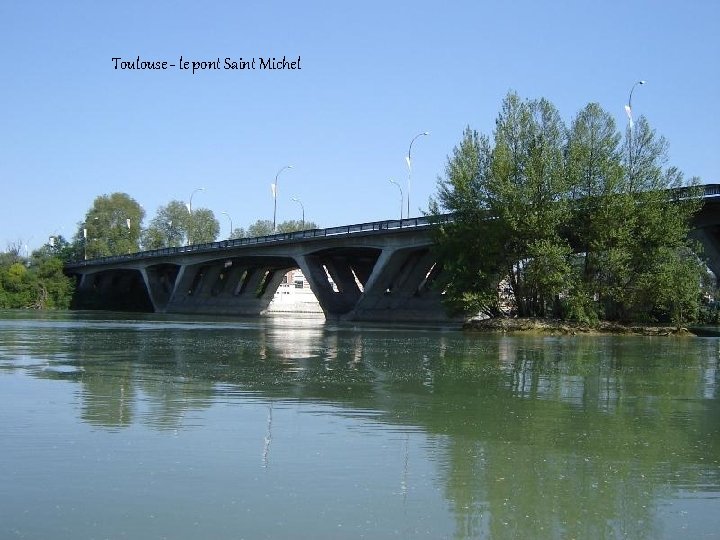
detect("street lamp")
[186,187,205,245]
[221,211,233,239]
[625,80,646,129]
[389,179,403,220]
[291,197,305,230]
[188,187,205,215]
[625,81,646,190]
[406,131,429,218]
[272,165,293,231]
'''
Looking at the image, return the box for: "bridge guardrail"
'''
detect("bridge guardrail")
[66,183,719,269]
[67,214,453,268]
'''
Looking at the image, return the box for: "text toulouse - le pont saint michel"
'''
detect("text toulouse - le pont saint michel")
[111,56,302,74]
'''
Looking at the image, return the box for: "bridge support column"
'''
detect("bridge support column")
[347,247,450,322]
[296,255,358,316]
[163,260,294,316]
[297,247,452,322]
[692,226,720,281]
[142,264,181,313]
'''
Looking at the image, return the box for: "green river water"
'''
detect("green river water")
[0,311,718,539]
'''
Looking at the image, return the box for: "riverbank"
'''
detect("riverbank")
[464,317,697,336]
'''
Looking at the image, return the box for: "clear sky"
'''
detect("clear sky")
[1,0,718,252]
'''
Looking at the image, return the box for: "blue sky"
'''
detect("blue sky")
[1,0,718,252]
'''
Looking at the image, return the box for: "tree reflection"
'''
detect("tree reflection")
[3,315,718,539]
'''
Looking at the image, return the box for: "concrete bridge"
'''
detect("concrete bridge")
[65,184,720,322]
[65,216,450,322]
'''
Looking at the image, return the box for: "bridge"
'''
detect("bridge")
[65,185,720,322]
[65,215,451,322]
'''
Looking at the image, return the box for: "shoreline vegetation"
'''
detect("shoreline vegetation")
[430,91,717,328]
[463,317,702,336]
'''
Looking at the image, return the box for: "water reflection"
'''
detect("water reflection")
[0,312,718,539]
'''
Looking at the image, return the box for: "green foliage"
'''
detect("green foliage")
[431,127,505,317]
[74,193,145,258]
[243,219,318,237]
[140,200,220,248]
[0,251,73,310]
[141,200,188,249]
[433,92,707,324]
[187,208,220,244]
[33,235,80,264]
[230,227,247,240]
[246,220,275,237]
[561,287,600,325]
[276,220,319,233]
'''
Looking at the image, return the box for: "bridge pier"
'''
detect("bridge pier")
[692,226,720,280]
[160,258,296,316]
[142,264,181,312]
[347,247,448,322]
[296,249,376,316]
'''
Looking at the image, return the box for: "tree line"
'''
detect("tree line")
[62,193,318,260]
[0,194,317,309]
[431,92,716,325]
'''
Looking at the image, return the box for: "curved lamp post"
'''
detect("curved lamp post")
[187,187,205,245]
[625,81,646,190]
[625,80,646,129]
[188,187,205,214]
[291,197,305,230]
[406,132,429,218]
[221,212,233,239]
[389,179,403,220]
[272,165,293,231]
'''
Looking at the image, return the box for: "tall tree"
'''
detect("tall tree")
[141,200,219,248]
[432,95,705,324]
[430,127,504,317]
[74,193,144,258]
[564,103,628,321]
[141,200,188,249]
[246,220,275,237]
[187,208,220,244]
[489,93,571,316]
[615,117,704,321]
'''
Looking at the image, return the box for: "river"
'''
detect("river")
[0,311,718,539]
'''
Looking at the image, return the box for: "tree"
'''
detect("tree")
[613,118,704,322]
[0,246,73,309]
[187,208,220,244]
[230,227,246,240]
[432,93,705,324]
[246,220,275,237]
[75,193,144,258]
[487,93,571,317]
[276,220,318,233]
[430,127,505,317]
[141,200,220,248]
[563,103,628,321]
[33,235,80,264]
[141,200,188,249]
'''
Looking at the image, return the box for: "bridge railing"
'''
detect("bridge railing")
[67,183,718,269]
[68,214,453,268]
[671,183,720,200]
